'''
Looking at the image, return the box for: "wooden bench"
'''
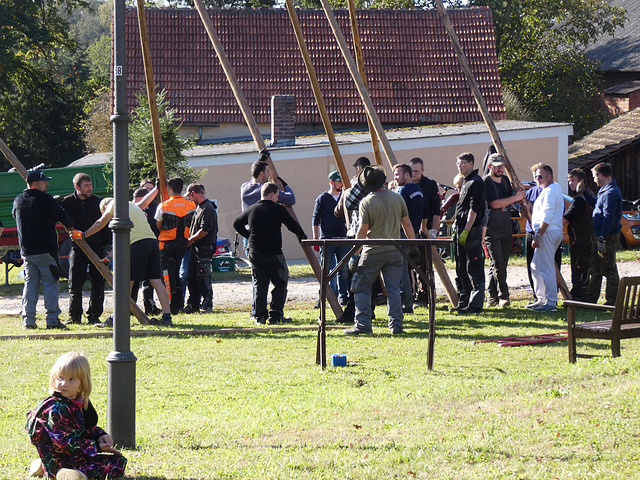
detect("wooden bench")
[564,276,640,363]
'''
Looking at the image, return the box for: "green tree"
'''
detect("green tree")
[470,0,626,137]
[106,88,203,194]
[0,0,91,170]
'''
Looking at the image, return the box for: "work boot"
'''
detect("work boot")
[64,316,82,325]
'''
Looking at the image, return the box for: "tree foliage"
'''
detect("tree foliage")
[0,0,91,171]
[470,0,626,137]
[105,88,203,194]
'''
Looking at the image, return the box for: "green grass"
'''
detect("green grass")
[2,297,640,479]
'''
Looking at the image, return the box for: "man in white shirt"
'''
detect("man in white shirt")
[528,164,564,312]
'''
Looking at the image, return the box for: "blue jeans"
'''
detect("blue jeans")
[352,248,404,331]
[22,253,61,326]
[321,244,350,302]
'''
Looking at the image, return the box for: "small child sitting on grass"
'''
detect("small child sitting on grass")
[25,351,127,480]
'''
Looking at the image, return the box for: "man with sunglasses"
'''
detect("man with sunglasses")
[527,164,564,312]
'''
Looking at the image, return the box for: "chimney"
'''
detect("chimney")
[271,95,296,147]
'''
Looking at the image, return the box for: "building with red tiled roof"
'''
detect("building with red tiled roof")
[123,7,505,143]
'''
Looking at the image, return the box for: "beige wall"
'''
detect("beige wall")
[189,122,572,260]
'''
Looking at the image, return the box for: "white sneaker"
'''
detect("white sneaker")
[28,459,43,477]
[525,300,542,309]
[56,469,88,480]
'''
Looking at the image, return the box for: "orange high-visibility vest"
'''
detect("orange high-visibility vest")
[158,196,196,249]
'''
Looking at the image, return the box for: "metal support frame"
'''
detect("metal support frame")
[303,238,450,371]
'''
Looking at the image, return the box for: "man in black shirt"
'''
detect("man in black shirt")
[454,152,486,314]
[563,168,593,298]
[233,182,307,325]
[13,170,74,329]
[184,183,218,314]
[60,173,110,324]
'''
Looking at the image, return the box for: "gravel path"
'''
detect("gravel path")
[1,261,638,316]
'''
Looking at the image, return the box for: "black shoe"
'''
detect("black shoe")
[255,316,267,325]
[374,294,386,306]
[449,303,468,313]
[269,316,292,325]
[24,324,37,330]
[201,306,214,314]
[402,305,414,314]
[313,300,321,309]
[459,306,482,315]
[344,326,372,335]
[46,319,67,330]
[335,314,354,324]
[339,297,349,306]
[183,304,198,314]
[87,316,101,325]
[96,316,113,328]
[65,317,82,325]
[159,314,173,327]
[391,327,404,335]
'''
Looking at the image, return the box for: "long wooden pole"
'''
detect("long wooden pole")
[318,0,396,171]
[193,0,343,318]
[347,0,382,166]
[0,137,149,324]
[434,0,570,300]
[284,0,350,187]
[136,0,168,201]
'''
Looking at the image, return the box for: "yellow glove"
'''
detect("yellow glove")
[459,229,469,246]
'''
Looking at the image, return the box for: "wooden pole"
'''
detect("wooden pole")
[284,0,350,188]
[318,0,396,171]
[347,0,382,167]
[434,0,570,300]
[194,1,343,317]
[0,138,149,324]
[136,0,168,201]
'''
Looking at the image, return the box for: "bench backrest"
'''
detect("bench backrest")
[613,276,640,331]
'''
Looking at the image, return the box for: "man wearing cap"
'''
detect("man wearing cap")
[184,183,218,314]
[233,182,307,325]
[312,171,349,305]
[12,170,74,329]
[483,154,526,308]
[346,165,415,335]
[60,173,111,324]
[453,152,486,314]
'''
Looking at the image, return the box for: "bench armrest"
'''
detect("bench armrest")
[563,300,615,312]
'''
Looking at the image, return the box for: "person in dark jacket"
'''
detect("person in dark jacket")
[583,162,623,305]
[233,182,307,325]
[453,152,486,314]
[184,183,218,314]
[12,170,74,329]
[563,168,593,298]
[60,173,110,325]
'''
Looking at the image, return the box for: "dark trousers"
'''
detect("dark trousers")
[585,233,620,305]
[455,226,485,309]
[186,246,214,310]
[569,244,591,298]
[131,279,157,313]
[249,252,288,322]
[160,242,186,314]
[485,234,512,301]
[68,247,105,322]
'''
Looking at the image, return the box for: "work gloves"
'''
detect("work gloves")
[458,229,469,246]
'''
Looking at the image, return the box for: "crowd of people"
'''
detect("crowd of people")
[11,151,623,332]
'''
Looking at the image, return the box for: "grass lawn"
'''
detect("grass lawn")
[1,251,639,478]
[1,296,640,479]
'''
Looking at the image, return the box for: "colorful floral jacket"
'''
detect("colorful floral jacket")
[25,392,126,479]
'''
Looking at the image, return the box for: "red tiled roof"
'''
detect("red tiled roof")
[124,7,505,126]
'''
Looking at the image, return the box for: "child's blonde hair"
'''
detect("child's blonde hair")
[49,352,92,409]
[99,197,113,215]
[453,173,464,189]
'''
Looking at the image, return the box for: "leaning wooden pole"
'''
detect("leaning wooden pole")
[193,0,343,318]
[318,0,396,171]
[434,0,570,300]
[136,0,168,201]
[284,0,350,187]
[347,0,382,166]
[318,0,458,306]
[0,137,149,324]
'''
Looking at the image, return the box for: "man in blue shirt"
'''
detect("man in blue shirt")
[583,162,623,305]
